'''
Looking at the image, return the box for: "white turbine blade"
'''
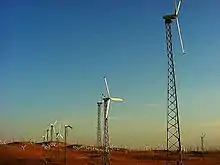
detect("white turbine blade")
[174,0,177,14]
[105,100,110,119]
[53,120,57,126]
[176,17,185,54]
[175,0,182,16]
[104,77,111,97]
[110,97,123,102]
[59,134,64,139]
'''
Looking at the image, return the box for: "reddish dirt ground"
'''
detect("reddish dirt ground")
[0,143,220,165]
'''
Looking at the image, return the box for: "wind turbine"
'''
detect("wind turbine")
[163,0,185,54]
[64,124,72,165]
[56,123,64,157]
[201,133,206,152]
[162,0,186,165]
[50,121,57,142]
[102,76,123,165]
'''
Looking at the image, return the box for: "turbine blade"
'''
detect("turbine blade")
[53,120,57,126]
[176,17,185,54]
[105,100,110,119]
[59,134,64,139]
[175,0,182,16]
[110,97,123,102]
[104,77,111,97]
[174,0,177,14]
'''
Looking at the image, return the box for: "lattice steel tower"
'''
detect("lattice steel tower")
[163,0,185,165]
[101,76,123,165]
[97,101,102,148]
[102,98,110,165]
[164,18,182,164]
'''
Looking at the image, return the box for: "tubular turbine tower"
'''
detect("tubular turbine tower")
[163,0,186,165]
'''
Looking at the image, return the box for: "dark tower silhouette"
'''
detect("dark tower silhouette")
[163,0,186,164]
[97,101,102,148]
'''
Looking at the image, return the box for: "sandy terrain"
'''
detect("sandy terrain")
[0,142,220,165]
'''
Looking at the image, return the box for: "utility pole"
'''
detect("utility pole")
[64,125,72,165]
[64,128,67,165]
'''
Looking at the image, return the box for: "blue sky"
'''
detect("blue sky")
[0,0,220,149]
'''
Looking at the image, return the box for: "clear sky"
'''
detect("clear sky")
[0,0,220,149]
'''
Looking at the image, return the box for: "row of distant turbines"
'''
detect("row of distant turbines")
[42,121,73,144]
[41,121,73,165]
